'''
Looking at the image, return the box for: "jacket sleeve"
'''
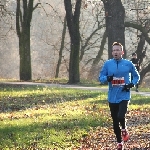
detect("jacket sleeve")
[130,62,140,85]
[99,62,108,83]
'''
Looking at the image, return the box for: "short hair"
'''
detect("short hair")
[132,52,137,56]
[112,42,123,51]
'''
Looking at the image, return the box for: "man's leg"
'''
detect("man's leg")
[109,103,122,143]
[136,71,139,92]
[118,100,129,129]
[136,84,139,92]
[118,100,129,142]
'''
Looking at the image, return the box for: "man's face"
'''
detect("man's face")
[112,45,124,60]
[132,54,137,58]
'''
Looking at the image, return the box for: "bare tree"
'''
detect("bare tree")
[55,16,67,78]
[64,0,82,84]
[125,21,150,84]
[16,0,40,81]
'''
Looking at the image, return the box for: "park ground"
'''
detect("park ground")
[0,81,150,150]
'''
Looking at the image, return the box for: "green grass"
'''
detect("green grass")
[0,84,150,149]
[0,84,108,149]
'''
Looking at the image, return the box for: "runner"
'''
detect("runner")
[99,42,140,150]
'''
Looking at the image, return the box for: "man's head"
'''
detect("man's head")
[132,52,137,58]
[112,42,124,60]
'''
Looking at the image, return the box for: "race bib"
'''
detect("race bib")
[111,77,125,86]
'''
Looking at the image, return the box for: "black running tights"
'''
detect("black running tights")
[109,100,129,143]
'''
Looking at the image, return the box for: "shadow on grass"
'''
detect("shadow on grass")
[130,94,150,105]
[0,113,149,149]
[0,83,104,113]
[0,113,109,149]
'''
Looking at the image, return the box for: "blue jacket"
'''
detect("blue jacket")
[99,58,140,103]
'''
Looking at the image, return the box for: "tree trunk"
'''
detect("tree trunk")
[19,28,31,81]
[64,0,81,84]
[16,0,39,81]
[55,16,67,78]
[103,0,125,59]
[136,33,146,65]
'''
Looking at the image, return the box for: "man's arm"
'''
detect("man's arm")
[130,62,140,85]
[99,62,108,83]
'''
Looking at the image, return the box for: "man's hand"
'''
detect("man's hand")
[122,83,134,92]
[126,83,134,88]
[107,75,114,82]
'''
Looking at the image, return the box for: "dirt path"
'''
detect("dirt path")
[1,81,150,96]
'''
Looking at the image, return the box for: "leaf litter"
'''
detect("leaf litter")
[73,108,150,150]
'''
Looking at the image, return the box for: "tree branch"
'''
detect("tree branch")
[125,21,150,44]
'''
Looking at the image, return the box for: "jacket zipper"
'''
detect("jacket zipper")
[117,61,118,72]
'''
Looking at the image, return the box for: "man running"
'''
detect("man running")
[99,42,140,150]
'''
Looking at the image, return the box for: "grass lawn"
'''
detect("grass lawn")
[0,84,150,149]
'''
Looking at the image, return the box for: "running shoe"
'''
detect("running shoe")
[117,143,124,150]
[121,129,129,142]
